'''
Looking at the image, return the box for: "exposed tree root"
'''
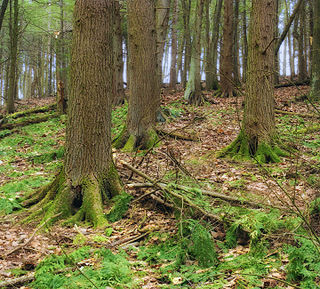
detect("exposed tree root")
[113,126,158,151]
[22,166,121,228]
[214,88,237,98]
[217,131,287,163]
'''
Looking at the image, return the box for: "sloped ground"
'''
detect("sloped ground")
[0,86,319,288]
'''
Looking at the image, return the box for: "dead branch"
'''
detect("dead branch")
[0,114,56,131]
[121,161,223,224]
[9,103,56,119]
[275,109,319,119]
[3,213,62,258]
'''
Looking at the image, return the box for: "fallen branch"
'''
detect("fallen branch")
[9,103,56,119]
[0,114,56,131]
[127,182,278,210]
[121,161,223,224]
[275,109,318,119]
[274,79,310,88]
[0,267,74,288]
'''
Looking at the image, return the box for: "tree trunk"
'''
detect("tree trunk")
[7,0,19,114]
[156,0,171,86]
[310,0,320,99]
[114,0,160,151]
[219,0,235,97]
[274,0,280,84]
[233,0,240,85]
[206,0,222,90]
[113,0,126,105]
[241,0,248,82]
[169,0,178,89]
[183,0,204,105]
[181,0,191,88]
[23,0,122,228]
[0,0,9,32]
[219,0,286,163]
[298,4,307,81]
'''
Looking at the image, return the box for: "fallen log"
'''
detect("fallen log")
[275,109,319,119]
[9,103,56,119]
[274,79,310,88]
[0,114,56,131]
[156,128,198,141]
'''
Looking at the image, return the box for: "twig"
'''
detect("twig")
[3,212,62,258]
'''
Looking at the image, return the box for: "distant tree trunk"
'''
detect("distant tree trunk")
[0,0,9,32]
[23,0,122,228]
[219,0,285,163]
[233,0,240,85]
[310,0,320,99]
[169,0,178,89]
[7,0,19,113]
[241,0,248,82]
[283,37,287,76]
[206,0,222,90]
[114,0,160,151]
[113,0,125,105]
[184,0,204,105]
[156,0,171,86]
[219,0,235,97]
[274,0,280,84]
[56,0,67,114]
[181,0,191,88]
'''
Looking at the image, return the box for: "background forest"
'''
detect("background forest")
[0,0,320,288]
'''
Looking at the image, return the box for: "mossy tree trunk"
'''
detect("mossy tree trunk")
[219,0,236,97]
[219,0,285,163]
[184,0,204,105]
[114,0,160,151]
[23,0,122,228]
[310,0,320,99]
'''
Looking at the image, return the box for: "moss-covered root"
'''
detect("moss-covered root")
[113,127,159,152]
[217,132,287,163]
[22,166,123,228]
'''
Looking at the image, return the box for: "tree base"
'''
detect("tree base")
[217,131,287,163]
[113,126,158,152]
[21,165,122,228]
[214,88,237,98]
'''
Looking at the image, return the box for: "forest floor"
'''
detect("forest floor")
[0,84,319,288]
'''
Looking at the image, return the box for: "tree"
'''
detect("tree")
[218,0,286,163]
[219,0,236,97]
[310,0,320,99]
[205,0,223,90]
[183,0,204,105]
[113,0,126,105]
[114,0,160,151]
[7,0,19,114]
[23,0,122,227]
[169,0,178,90]
[0,0,9,32]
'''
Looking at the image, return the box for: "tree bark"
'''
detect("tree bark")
[23,0,122,228]
[241,0,248,82]
[310,0,320,99]
[219,0,285,163]
[0,0,9,32]
[114,0,160,151]
[219,0,235,97]
[169,0,178,89]
[7,0,19,114]
[181,0,191,88]
[233,0,240,85]
[113,0,126,105]
[183,0,204,105]
[156,0,171,86]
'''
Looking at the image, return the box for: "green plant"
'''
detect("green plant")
[286,237,320,286]
[107,192,132,222]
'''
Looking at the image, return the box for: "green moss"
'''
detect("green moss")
[122,134,136,152]
[217,131,285,163]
